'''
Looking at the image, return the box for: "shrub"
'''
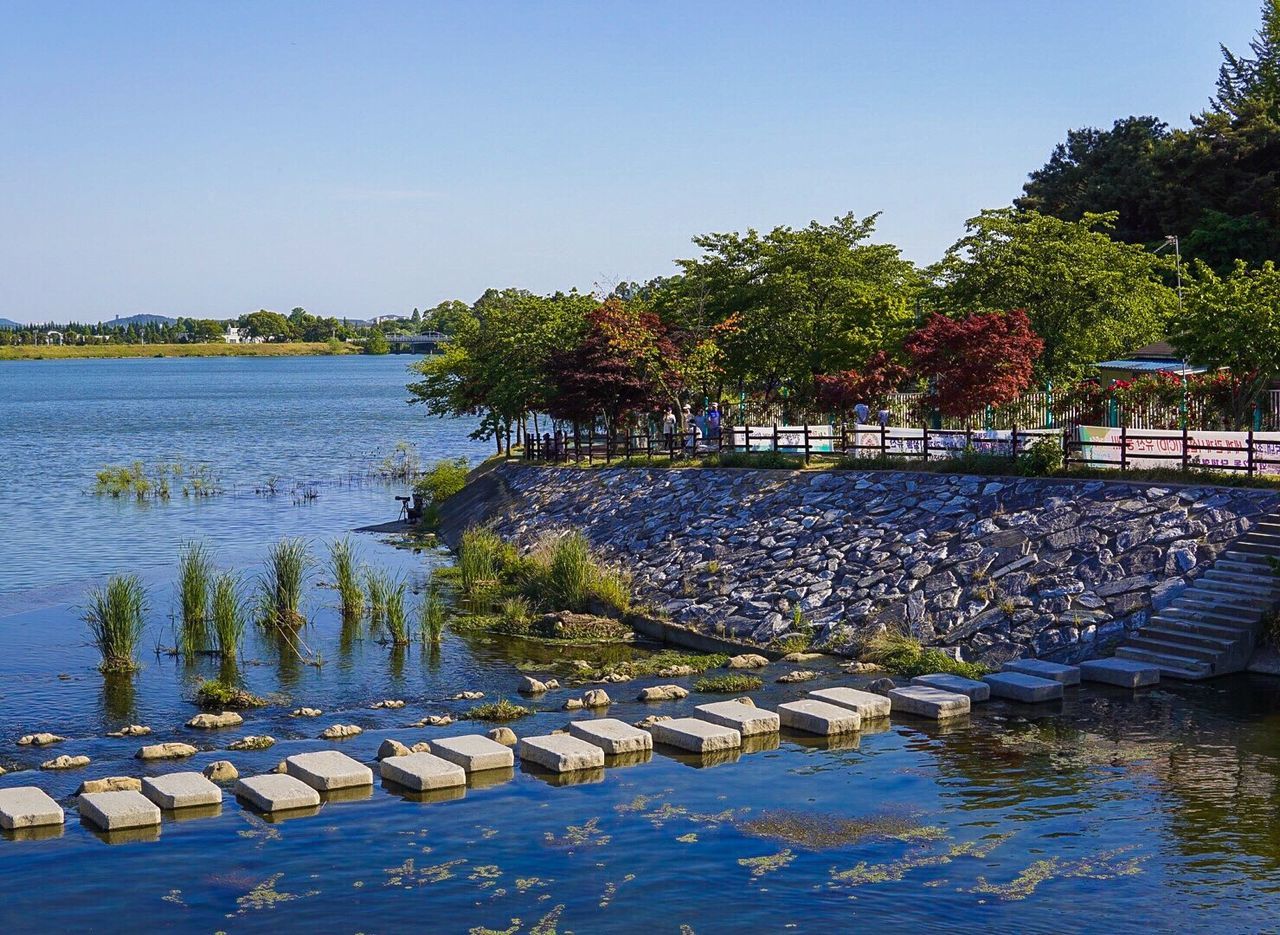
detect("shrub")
[694,674,763,693]
[85,575,147,673]
[1017,435,1064,477]
[177,541,215,657]
[771,633,812,656]
[414,457,469,504]
[860,631,986,680]
[328,536,364,625]
[257,538,311,628]
[466,699,532,721]
[210,571,247,660]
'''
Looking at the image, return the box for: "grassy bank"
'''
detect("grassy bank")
[0,341,358,361]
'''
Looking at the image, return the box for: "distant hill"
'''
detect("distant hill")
[107,314,177,328]
[0,318,21,329]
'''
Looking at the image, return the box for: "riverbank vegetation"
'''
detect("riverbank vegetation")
[257,538,311,628]
[1,341,357,361]
[93,460,221,500]
[85,574,147,673]
[860,632,986,680]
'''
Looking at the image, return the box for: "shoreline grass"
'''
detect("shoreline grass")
[0,341,358,361]
[85,575,147,673]
[384,577,410,646]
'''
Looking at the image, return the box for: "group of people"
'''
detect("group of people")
[660,401,722,452]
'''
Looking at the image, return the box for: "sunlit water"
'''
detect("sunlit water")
[2,356,1280,933]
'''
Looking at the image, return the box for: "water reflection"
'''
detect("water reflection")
[100,673,137,723]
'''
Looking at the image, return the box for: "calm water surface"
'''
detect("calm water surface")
[2,356,1280,933]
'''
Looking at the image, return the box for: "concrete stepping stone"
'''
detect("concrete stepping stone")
[141,772,223,809]
[983,671,1064,703]
[78,790,161,831]
[0,786,64,830]
[284,751,374,791]
[235,774,321,813]
[693,700,780,737]
[808,686,891,719]
[379,753,466,792]
[911,673,991,702]
[430,734,516,773]
[1079,657,1161,688]
[1002,658,1081,685]
[777,699,861,735]
[517,734,606,773]
[567,718,654,754]
[888,685,970,719]
[648,717,741,753]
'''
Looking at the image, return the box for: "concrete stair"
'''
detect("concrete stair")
[1115,521,1280,680]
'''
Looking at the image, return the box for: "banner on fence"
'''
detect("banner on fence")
[728,425,836,453]
[1075,425,1280,474]
[844,426,1059,459]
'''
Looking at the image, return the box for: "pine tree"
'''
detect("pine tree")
[1212,0,1280,121]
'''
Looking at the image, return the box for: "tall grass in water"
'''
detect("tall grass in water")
[459,527,506,604]
[85,575,147,673]
[210,571,247,660]
[328,536,364,625]
[419,582,446,645]
[527,531,632,615]
[176,541,214,656]
[257,538,311,628]
[366,568,391,629]
[384,578,410,646]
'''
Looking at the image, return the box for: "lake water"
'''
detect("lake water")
[3,356,1280,933]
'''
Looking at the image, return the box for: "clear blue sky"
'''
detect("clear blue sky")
[0,1,1262,324]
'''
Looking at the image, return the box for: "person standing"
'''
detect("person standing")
[854,401,870,425]
[707,401,721,440]
[662,407,677,452]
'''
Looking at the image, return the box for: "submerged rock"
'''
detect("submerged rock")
[290,707,323,717]
[203,760,238,782]
[867,677,897,695]
[638,685,689,702]
[728,654,769,669]
[733,696,756,707]
[583,689,611,708]
[137,742,197,760]
[187,711,243,729]
[106,724,151,738]
[371,699,406,710]
[41,754,89,770]
[487,727,518,746]
[657,665,696,678]
[781,652,825,663]
[410,742,431,753]
[228,735,275,751]
[320,724,362,740]
[17,733,65,747]
[77,776,140,794]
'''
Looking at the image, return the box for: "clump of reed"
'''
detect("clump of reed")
[176,541,214,657]
[466,699,532,721]
[328,536,364,625]
[693,673,763,693]
[366,568,392,629]
[210,571,247,660]
[257,537,311,628]
[459,527,506,601]
[419,582,446,645]
[860,631,986,680]
[384,577,411,646]
[525,531,632,615]
[85,575,147,673]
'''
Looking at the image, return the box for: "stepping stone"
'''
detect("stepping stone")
[1079,657,1160,688]
[693,700,780,737]
[648,717,741,753]
[1002,659,1081,685]
[0,786,64,830]
[808,686,891,719]
[78,790,161,831]
[777,699,861,735]
[888,685,970,719]
[430,734,515,773]
[140,772,222,809]
[983,671,1064,703]
[911,673,991,702]
[235,774,321,813]
[379,753,466,792]
[567,718,654,754]
[284,751,374,791]
[517,734,606,773]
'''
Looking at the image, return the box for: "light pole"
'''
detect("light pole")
[1154,235,1187,429]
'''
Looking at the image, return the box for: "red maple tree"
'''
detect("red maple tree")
[814,350,909,417]
[903,309,1043,419]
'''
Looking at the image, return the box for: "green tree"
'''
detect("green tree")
[929,209,1177,381]
[1171,260,1280,426]
[364,329,390,355]
[240,310,291,340]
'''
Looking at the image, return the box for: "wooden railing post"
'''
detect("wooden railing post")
[1119,423,1128,472]
[744,424,751,455]
[1011,424,1019,463]
[772,422,779,454]
[802,424,811,465]
[880,422,888,460]
[922,422,930,462]
[1249,425,1256,477]
[1181,422,1189,473]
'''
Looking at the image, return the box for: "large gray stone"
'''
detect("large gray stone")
[911,673,991,702]
[1079,657,1160,688]
[1002,658,1081,685]
[888,685,970,719]
[517,734,606,773]
[983,671,1064,702]
[648,717,741,753]
[379,753,466,792]
[430,734,516,772]
[78,790,161,831]
[777,699,861,735]
[693,700,780,736]
[235,774,321,813]
[567,718,654,754]
[807,687,892,719]
[141,772,222,809]
[0,786,64,830]
[284,751,374,791]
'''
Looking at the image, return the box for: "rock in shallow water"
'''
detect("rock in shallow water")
[137,742,198,761]
[203,760,239,782]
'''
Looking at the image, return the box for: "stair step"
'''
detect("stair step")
[1200,570,1280,593]
[1193,580,1279,604]
[1181,587,1270,610]
[1150,615,1253,639]
[1232,541,1280,557]
[1172,599,1263,625]
[1220,551,1273,566]
[1115,645,1212,678]
[1138,626,1238,651]
[1126,636,1227,662]
[1240,530,1280,544]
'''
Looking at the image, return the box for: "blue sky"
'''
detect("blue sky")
[0,1,1262,324]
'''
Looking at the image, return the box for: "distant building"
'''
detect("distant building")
[224,326,243,344]
[372,314,407,325]
[1094,340,1208,384]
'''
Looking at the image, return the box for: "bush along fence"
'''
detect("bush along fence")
[522,421,1280,478]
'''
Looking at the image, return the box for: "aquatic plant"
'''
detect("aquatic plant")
[210,571,247,659]
[860,631,986,680]
[466,698,532,721]
[365,567,392,627]
[459,526,506,600]
[195,677,266,709]
[256,537,311,628]
[419,583,446,645]
[739,809,946,849]
[522,531,632,615]
[693,673,763,693]
[379,440,421,479]
[176,541,214,656]
[327,536,364,625]
[85,574,147,673]
[384,577,411,646]
[92,459,221,500]
[771,632,812,656]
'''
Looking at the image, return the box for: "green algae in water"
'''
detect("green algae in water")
[470,864,503,889]
[469,905,565,935]
[739,809,946,849]
[738,849,796,878]
[543,816,611,848]
[677,832,698,843]
[970,847,1147,901]
[384,857,466,888]
[235,873,318,912]
[828,832,1015,888]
